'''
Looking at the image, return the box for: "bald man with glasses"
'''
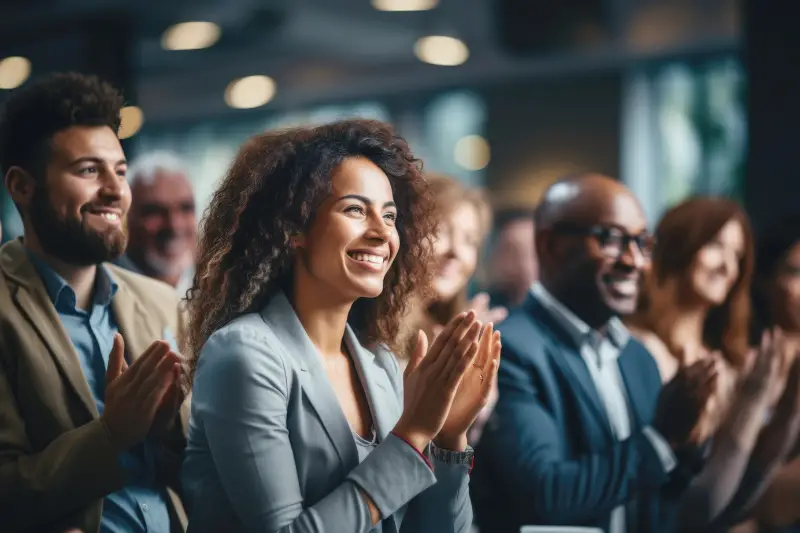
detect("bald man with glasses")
[472,174,717,533]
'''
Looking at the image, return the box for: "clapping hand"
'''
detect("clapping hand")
[393,312,482,453]
[654,358,719,448]
[435,322,502,450]
[101,334,183,450]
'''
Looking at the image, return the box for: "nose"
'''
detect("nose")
[98,167,125,201]
[724,252,739,278]
[365,212,391,242]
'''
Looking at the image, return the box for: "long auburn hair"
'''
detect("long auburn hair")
[638,197,754,367]
[183,119,437,379]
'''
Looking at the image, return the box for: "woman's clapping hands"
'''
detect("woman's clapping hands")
[393,311,502,453]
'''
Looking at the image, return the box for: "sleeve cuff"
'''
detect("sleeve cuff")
[347,433,437,518]
[643,426,678,473]
[390,431,433,470]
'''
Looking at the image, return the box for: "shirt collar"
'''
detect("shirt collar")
[531,282,629,349]
[26,250,118,311]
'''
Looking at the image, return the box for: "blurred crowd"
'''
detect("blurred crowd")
[2,72,800,533]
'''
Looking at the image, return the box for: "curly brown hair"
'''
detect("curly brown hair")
[183,119,436,377]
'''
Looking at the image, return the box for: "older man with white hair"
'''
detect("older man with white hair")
[115,151,197,297]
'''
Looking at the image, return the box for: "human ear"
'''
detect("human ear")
[290,233,306,249]
[4,166,36,209]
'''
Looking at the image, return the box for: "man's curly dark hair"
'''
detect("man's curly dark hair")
[0,72,124,178]
[184,119,437,377]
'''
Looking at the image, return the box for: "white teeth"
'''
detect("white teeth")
[101,213,119,222]
[351,253,383,265]
[609,278,637,296]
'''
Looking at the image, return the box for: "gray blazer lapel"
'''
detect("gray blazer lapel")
[260,292,359,469]
[343,326,399,441]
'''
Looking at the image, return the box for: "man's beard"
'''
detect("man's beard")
[29,187,127,267]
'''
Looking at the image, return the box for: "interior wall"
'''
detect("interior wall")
[484,72,623,208]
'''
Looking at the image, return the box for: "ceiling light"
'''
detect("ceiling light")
[454,135,490,171]
[118,106,144,139]
[162,21,221,51]
[0,56,31,89]
[225,75,276,109]
[371,0,438,11]
[414,36,469,66]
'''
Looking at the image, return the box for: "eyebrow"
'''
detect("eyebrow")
[337,194,396,209]
[70,156,128,166]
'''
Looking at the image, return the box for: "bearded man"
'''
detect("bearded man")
[0,72,188,533]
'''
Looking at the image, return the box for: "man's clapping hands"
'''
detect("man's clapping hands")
[101,333,186,451]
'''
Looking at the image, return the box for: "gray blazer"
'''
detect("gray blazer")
[181,291,473,532]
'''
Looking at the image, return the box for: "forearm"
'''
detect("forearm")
[675,393,773,530]
[402,458,472,533]
[675,436,753,531]
[0,419,125,531]
[721,407,800,528]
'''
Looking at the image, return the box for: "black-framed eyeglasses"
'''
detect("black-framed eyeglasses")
[554,224,656,259]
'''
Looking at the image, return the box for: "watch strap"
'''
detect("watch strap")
[430,442,475,474]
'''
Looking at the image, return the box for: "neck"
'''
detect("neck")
[23,235,97,310]
[291,272,353,357]
[655,303,708,358]
[544,280,609,330]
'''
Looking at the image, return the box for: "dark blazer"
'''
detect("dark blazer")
[472,293,678,533]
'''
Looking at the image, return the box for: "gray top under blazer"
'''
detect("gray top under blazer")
[181,291,473,533]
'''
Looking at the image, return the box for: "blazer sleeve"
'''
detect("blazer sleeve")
[192,328,438,533]
[374,346,474,533]
[0,356,125,531]
[401,459,473,533]
[482,341,672,525]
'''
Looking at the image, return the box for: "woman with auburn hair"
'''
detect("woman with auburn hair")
[400,173,506,445]
[180,119,501,533]
[629,197,800,531]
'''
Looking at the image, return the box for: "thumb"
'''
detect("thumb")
[404,330,428,379]
[106,333,126,383]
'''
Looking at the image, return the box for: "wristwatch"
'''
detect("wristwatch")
[430,442,475,474]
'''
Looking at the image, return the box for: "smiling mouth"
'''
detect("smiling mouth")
[86,210,121,223]
[604,275,639,297]
[347,251,386,265]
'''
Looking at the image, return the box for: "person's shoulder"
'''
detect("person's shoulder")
[498,299,548,347]
[626,324,676,382]
[107,263,179,307]
[198,312,290,389]
[205,312,277,353]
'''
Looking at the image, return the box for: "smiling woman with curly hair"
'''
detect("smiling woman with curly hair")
[180,119,501,533]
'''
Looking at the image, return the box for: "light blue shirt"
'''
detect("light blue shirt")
[28,252,171,533]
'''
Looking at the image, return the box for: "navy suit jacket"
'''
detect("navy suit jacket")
[472,294,679,533]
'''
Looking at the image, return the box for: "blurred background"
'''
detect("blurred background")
[0,0,793,240]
